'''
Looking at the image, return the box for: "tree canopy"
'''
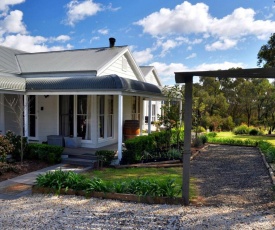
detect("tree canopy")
[257,33,275,68]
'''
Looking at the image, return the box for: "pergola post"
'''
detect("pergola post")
[182,76,193,205]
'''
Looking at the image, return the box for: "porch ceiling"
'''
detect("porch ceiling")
[26,74,164,97]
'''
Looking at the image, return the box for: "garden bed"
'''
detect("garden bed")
[32,185,185,205]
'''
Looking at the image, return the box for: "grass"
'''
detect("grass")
[82,167,196,198]
[215,131,275,145]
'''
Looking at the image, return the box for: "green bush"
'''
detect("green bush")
[233,124,250,135]
[4,131,27,161]
[194,126,206,133]
[199,134,208,144]
[206,132,217,138]
[95,150,116,166]
[166,148,182,160]
[0,135,14,162]
[249,128,264,136]
[26,143,63,164]
[122,135,155,164]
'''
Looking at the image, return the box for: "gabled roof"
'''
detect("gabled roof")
[140,66,162,86]
[0,45,26,74]
[16,46,128,74]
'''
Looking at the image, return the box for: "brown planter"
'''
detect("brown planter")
[32,186,185,205]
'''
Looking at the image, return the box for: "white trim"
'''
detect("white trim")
[148,98,152,134]
[118,94,123,161]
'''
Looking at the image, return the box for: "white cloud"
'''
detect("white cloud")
[150,61,189,84]
[65,0,102,26]
[135,1,210,36]
[136,1,275,50]
[132,48,154,65]
[205,38,237,51]
[54,35,71,42]
[0,0,25,11]
[1,34,73,52]
[186,53,196,59]
[157,39,183,57]
[194,61,244,71]
[0,10,26,35]
[98,28,108,35]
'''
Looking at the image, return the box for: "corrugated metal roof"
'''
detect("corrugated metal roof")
[26,74,162,95]
[0,46,25,74]
[17,46,128,73]
[0,74,25,92]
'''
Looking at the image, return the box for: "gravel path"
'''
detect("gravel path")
[0,144,274,229]
[190,145,274,207]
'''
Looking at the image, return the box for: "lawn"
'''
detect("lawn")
[82,167,197,198]
[215,131,275,145]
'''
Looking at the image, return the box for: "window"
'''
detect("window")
[77,95,91,140]
[131,96,140,120]
[28,95,36,137]
[98,95,114,139]
[107,95,114,137]
[98,95,105,138]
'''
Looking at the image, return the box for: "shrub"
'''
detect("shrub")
[95,150,116,166]
[26,143,63,164]
[194,126,206,133]
[4,131,27,161]
[0,135,14,162]
[199,134,208,144]
[233,124,250,135]
[266,147,275,163]
[206,132,217,138]
[166,148,182,160]
[249,128,261,136]
[0,162,21,175]
[192,137,203,147]
[122,135,155,164]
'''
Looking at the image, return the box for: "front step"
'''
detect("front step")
[62,153,103,168]
[62,157,99,167]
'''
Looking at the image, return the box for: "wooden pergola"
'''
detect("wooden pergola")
[174,67,275,205]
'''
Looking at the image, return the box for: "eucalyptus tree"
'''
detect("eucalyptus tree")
[257,33,275,68]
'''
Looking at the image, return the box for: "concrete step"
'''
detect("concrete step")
[64,153,99,160]
[62,157,99,167]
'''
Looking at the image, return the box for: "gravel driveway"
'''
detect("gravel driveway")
[0,144,274,229]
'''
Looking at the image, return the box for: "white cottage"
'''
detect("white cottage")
[0,38,164,160]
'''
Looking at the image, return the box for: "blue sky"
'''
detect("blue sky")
[0,0,275,85]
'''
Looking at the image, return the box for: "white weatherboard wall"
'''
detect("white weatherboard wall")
[100,55,138,81]
[0,94,4,135]
[145,72,159,85]
[37,95,58,142]
[4,94,21,135]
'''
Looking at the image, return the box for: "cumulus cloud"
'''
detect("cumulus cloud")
[135,1,275,51]
[186,53,197,59]
[65,0,102,26]
[135,1,210,36]
[193,61,244,71]
[0,0,25,12]
[205,38,237,51]
[54,35,71,42]
[132,48,154,65]
[98,28,109,35]
[0,10,26,36]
